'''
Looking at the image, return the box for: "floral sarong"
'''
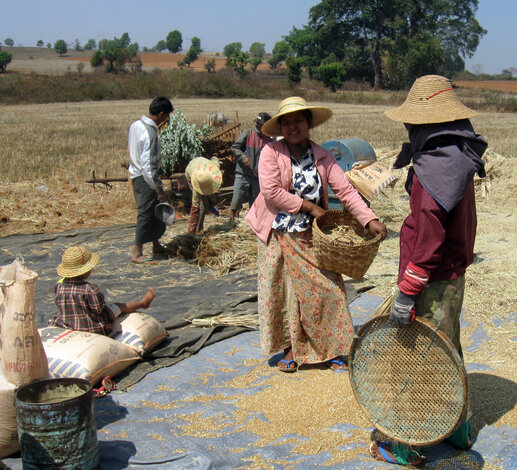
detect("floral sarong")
[257,229,355,365]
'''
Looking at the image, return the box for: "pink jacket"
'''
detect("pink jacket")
[246,139,378,244]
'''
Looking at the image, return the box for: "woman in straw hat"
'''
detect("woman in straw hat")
[245,97,387,373]
[369,75,487,466]
[184,156,223,233]
[50,246,156,335]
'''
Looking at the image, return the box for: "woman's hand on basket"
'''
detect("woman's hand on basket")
[367,220,387,240]
[301,200,326,219]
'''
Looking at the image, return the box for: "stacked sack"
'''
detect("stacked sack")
[39,312,168,385]
[0,260,49,458]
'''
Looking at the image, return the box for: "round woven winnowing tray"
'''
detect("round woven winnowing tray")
[349,315,468,447]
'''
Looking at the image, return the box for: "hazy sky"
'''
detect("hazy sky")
[2,0,515,75]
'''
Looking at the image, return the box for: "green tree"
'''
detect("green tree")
[249,56,262,73]
[223,42,242,59]
[228,51,249,79]
[307,0,486,89]
[249,42,265,58]
[98,35,138,72]
[36,40,44,47]
[84,38,96,50]
[4,38,14,46]
[268,40,290,69]
[204,58,216,73]
[155,40,166,52]
[90,50,103,67]
[46,42,52,48]
[54,39,68,56]
[126,43,139,60]
[120,32,131,48]
[74,38,82,51]
[284,25,319,78]
[183,37,201,65]
[286,56,303,87]
[166,30,182,53]
[0,50,13,72]
[318,62,346,92]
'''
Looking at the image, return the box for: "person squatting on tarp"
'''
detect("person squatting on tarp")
[184,156,223,233]
[49,246,155,335]
[369,75,487,466]
[128,96,173,264]
[227,112,273,220]
[245,97,387,373]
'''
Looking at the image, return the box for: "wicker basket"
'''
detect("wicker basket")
[312,210,381,280]
[349,315,468,446]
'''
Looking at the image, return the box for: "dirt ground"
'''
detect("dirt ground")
[455,80,517,93]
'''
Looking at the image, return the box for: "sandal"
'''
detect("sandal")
[329,356,348,371]
[278,358,298,373]
[278,347,298,373]
[369,441,424,468]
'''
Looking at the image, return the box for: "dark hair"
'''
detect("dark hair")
[256,112,272,124]
[149,96,173,116]
[278,109,313,127]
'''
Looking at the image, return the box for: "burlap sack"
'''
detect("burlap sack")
[109,312,168,355]
[345,161,398,201]
[0,260,49,385]
[39,327,140,385]
[0,368,19,459]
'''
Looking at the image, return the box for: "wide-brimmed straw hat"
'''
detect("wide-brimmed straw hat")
[57,246,100,278]
[155,202,175,226]
[261,96,333,137]
[191,159,223,195]
[385,75,479,124]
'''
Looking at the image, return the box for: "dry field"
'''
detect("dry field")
[1,98,516,451]
[5,47,275,74]
[456,80,517,93]
[1,97,515,308]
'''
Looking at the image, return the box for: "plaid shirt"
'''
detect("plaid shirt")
[50,278,115,335]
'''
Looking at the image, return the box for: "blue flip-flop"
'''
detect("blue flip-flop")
[370,441,398,464]
[278,358,298,373]
[329,356,348,372]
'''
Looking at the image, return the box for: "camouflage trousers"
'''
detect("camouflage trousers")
[379,276,471,463]
[414,276,465,357]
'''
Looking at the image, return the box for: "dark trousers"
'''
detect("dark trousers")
[132,176,165,245]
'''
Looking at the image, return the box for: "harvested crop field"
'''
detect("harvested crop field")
[5,47,276,74]
[455,80,517,93]
[1,98,516,468]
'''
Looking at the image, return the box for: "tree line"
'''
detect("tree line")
[0,1,494,89]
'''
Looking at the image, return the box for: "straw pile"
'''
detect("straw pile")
[194,219,258,275]
[190,313,258,329]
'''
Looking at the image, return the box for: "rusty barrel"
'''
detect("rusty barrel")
[15,378,99,470]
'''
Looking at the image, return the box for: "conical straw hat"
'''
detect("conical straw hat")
[57,246,100,277]
[191,160,222,195]
[385,75,478,124]
[262,96,333,137]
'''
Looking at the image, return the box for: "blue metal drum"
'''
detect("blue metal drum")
[321,138,377,209]
[15,378,99,470]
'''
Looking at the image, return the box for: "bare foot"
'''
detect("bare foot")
[131,256,158,265]
[141,288,155,308]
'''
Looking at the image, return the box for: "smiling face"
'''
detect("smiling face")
[279,111,311,146]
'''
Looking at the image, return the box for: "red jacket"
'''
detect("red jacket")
[398,173,476,292]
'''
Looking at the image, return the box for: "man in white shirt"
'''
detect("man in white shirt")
[128,97,173,264]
